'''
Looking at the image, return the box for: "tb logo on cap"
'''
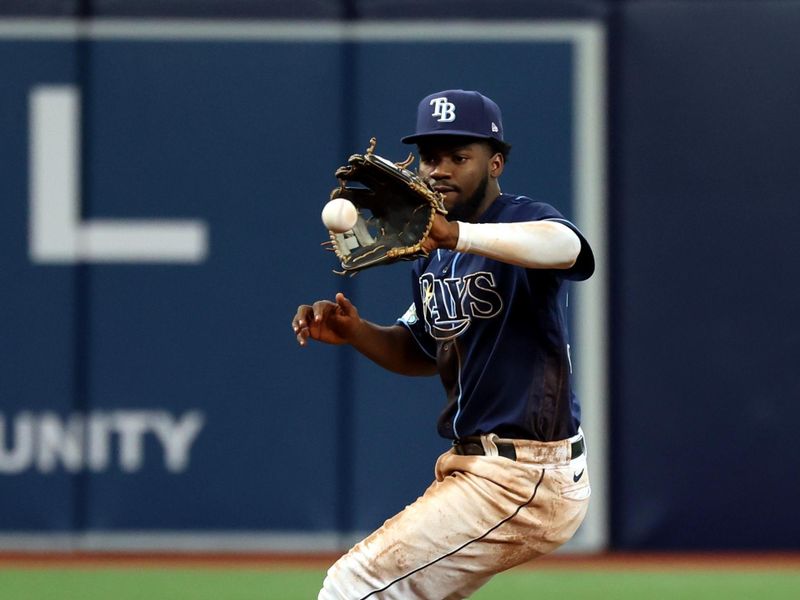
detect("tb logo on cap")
[430,97,456,123]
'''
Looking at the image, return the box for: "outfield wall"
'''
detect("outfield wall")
[1,1,798,552]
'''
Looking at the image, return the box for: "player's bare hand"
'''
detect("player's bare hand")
[422,214,460,253]
[292,293,361,347]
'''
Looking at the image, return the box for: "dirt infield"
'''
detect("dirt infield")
[1,551,799,571]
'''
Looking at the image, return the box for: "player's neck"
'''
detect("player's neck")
[470,184,501,222]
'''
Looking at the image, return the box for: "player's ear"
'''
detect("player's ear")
[489,151,504,179]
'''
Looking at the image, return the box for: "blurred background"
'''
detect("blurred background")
[1,0,799,561]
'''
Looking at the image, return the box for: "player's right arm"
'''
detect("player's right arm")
[292,292,437,376]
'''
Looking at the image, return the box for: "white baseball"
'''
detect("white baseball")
[321,198,358,233]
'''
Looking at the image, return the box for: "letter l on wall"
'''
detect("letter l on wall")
[29,85,208,263]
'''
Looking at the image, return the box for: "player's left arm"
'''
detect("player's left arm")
[427,216,581,270]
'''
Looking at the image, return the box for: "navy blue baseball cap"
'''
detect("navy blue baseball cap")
[401,89,505,145]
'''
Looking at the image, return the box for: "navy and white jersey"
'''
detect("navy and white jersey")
[398,194,595,442]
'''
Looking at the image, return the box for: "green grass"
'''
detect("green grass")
[473,570,800,600]
[0,569,321,600]
[0,568,799,599]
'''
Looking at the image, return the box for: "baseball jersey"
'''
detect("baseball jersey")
[398,193,595,442]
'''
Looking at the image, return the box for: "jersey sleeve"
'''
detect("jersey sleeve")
[543,217,595,281]
[501,197,595,281]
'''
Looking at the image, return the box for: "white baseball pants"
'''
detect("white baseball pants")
[318,432,590,600]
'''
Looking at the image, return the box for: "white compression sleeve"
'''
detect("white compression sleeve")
[454,220,581,269]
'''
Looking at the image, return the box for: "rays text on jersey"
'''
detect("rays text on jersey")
[420,271,504,340]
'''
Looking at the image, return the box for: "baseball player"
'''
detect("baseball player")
[293,89,595,599]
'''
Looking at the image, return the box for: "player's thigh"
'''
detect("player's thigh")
[321,457,547,599]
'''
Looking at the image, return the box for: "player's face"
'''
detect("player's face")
[417,138,502,222]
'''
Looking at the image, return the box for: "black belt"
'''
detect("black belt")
[452,436,585,462]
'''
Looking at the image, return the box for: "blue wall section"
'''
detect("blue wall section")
[0,40,81,530]
[0,36,348,531]
[3,0,800,552]
[81,40,348,530]
[0,25,578,539]
[610,1,800,549]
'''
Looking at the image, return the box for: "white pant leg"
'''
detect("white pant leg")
[318,448,590,600]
